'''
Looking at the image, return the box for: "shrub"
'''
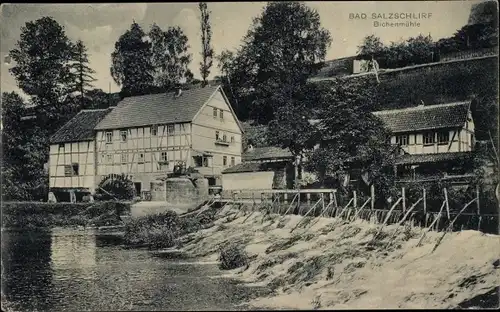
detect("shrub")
[218,243,249,270]
[2,201,129,228]
[96,173,136,200]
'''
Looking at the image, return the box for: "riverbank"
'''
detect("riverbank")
[2,201,130,229]
[177,205,500,310]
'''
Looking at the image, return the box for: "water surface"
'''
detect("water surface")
[1,228,264,311]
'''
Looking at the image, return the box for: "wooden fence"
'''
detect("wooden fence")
[213,186,498,234]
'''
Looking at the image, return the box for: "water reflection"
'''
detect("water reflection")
[2,230,55,311]
[2,229,263,311]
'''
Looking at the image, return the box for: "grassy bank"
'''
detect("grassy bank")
[122,204,218,249]
[177,205,499,310]
[2,201,130,229]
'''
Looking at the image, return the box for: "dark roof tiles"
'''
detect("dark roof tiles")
[94,85,221,130]
[373,102,470,133]
[50,109,112,144]
[243,146,293,161]
[395,151,474,165]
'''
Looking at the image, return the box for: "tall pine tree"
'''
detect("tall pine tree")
[111,21,154,97]
[69,40,96,101]
[199,2,214,87]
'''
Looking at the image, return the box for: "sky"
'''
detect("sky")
[0,1,483,98]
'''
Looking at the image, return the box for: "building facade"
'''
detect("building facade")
[49,109,112,195]
[222,145,295,191]
[93,85,243,196]
[372,101,476,181]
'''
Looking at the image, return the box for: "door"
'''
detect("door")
[134,182,142,197]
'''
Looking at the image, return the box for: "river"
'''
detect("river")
[1,228,266,311]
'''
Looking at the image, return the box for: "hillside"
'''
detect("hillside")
[311,55,499,142]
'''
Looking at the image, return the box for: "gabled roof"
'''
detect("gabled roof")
[372,102,470,133]
[94,85,221,130]
[50,109,112,144]
[243,146,294,162]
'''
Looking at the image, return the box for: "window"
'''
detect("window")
[203,157,209,167]
[215,131,220,141]
[121,153,128,164]
[223,156,227,166]
[151,125,158,136]
[167,125,175,135]
[107,154,113,164]
[395,134,409,146]
[138,153,145,164]
[72,163,79,176]
[423,132,435,145]
[231,157,235,167]
[106,131,113,143]
[120,130,127,142]
[213,107,218,118]
[64,163,79,176]
[231,136,235,143]
[58,143,64,150]
[222,134,227,142]
[437,131,449,145]
[219,109,224,119]
[160,152,168,162]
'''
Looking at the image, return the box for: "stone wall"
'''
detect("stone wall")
[165,177,209,205]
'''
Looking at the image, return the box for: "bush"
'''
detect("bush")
[218,243,249,270]
[96,173,136,200]
[2,201,129,229]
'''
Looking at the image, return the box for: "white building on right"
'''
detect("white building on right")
[373,101,476,181]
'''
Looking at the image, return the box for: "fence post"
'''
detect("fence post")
[284,193,288,204]
[307,192,311,205]
[333,190,338,208]
[353,190,357,208]
[444,188,450,220]
[329,192,334,204]
[370,184,375,210]
[476,185,480,215]
[401,187,406,213]
[423,188,427,214]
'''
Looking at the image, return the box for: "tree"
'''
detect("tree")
[267,84,323,188]
[9,16,75,103]
[231,2,332,123]
[149,24,193,91]
[304,80,395,197]
[2,92,49,201]
[199,2,214,87]
[69,40,96,101]
[356,34,385,70]
[111,21,154,97]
